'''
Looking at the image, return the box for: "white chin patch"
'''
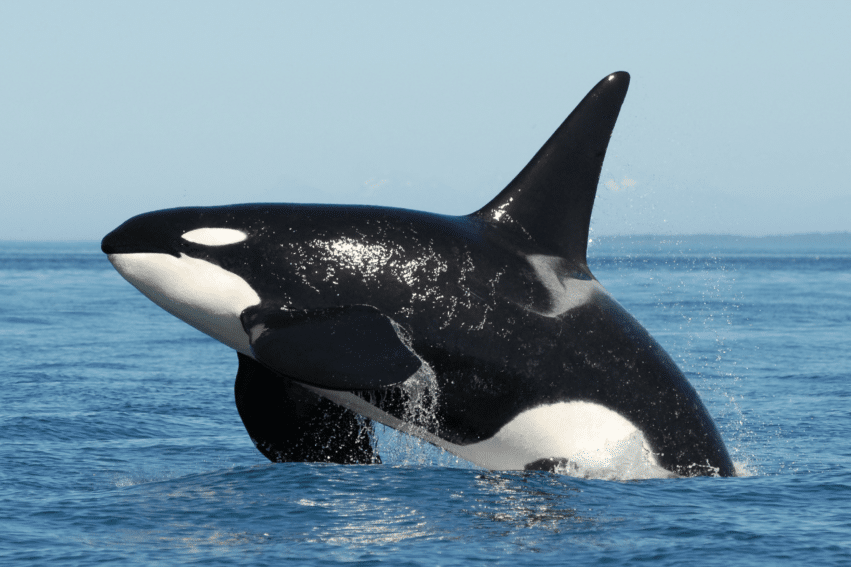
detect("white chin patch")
[181,228,248,246]
[108,253,259,354]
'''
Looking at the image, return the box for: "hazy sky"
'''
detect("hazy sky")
[2,1,849,240]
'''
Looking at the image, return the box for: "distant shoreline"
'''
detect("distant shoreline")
[588,232,851,255]
[592,232,851,245]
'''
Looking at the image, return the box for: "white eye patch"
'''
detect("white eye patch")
[181,228,248,246]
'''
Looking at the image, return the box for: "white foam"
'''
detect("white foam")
[732,460,757,478]
[109,253,259,354]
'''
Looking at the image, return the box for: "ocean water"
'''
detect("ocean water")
[1,235,849,565]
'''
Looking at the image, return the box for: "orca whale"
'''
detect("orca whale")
[102,72,736,477]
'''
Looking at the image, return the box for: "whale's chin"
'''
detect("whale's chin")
[108,252,260,355]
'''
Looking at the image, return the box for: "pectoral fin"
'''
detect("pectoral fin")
[235,353,378,464]
[242,305,421,390]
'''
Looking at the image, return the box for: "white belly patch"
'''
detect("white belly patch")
[305,387,668,479]
[458,401,656,472]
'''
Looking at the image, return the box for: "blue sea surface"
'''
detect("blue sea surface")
[1,235,849,565]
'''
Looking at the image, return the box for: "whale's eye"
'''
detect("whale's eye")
[181,228,248,246]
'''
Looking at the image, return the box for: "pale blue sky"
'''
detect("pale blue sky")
[2,1,849,240]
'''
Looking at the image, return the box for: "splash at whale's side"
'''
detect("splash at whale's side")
[102,72,736,478]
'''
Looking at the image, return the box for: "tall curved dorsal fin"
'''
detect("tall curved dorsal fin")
[472,72,630,266]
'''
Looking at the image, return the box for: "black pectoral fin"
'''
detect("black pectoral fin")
[244,305,422,390]
[235,353,379,464]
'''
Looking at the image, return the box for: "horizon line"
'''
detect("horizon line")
[2,231,849,243]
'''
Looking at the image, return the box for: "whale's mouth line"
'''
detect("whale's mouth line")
[102,237,182,257]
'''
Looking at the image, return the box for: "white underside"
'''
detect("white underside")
[108,253,260,355]
[305,385,668,478]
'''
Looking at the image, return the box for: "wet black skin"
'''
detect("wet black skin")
[102,72,736,476]
[103,203,735,477]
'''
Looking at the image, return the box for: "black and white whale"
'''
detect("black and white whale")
[102,72,736,477]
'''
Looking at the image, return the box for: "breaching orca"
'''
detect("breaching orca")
[102,72,736,477]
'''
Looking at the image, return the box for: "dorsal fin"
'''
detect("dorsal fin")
[472,72,630,266]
